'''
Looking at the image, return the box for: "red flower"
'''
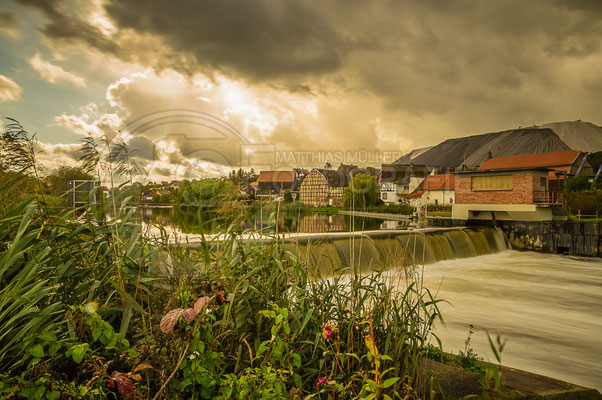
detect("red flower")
[316,374,328,388]
[323,325,332,340]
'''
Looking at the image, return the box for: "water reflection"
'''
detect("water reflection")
[139,206,402,234]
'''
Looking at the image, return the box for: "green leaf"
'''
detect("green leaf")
[71,344,87,364]
[38,332,56,342]
[382,377,400,388]
[46,390,60,400]
[29,344,44,358]
[48,342,61,357]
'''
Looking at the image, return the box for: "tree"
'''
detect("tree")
[343,174,380,209]
[152,194,161,203]
[564,175,592,193]
[160,193,170,203]
[177,179,237,207]
[45,166,94,197]
[283,190,293,203]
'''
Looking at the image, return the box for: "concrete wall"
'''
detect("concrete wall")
[496,220,601,257]
[410,190,455,207]
[424,218,601,257]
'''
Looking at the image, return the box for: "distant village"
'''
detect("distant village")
[139,148,599,222]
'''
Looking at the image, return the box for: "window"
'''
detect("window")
[382,193,387,200]
[471,175,512,191]
[434,199,438,205]
[450,198,453,204]
[540,177,546,188]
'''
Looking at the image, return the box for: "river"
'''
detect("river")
[418,250,602,390]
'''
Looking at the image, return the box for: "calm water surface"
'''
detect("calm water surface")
[417,251,602,390]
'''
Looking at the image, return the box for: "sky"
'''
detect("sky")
[1,0,602,182]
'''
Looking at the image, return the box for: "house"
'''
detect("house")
[452,168,566,221]
[478,150,595,192]
[256,170,298,199]
[141,188,171,203]
[240,181,258,195]
[379,164,430,204]
[299,168,350,207]
[407,174,455,207]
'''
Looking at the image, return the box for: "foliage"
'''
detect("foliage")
[177,179,237,207]
[1,118,450,399]
[564,175,592,193]
[344,174,381,209]
[565,189,602,213]
[226,168,257,188]
[44,166,94,198]
[283,189,293,203]
[590,151,602,172]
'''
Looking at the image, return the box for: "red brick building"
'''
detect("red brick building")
[452,168,565,221]
[478,150,594,192]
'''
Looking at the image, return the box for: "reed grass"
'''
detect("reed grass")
[0,120,445,399]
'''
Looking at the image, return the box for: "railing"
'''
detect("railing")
[533,190,563,205]
[571,210,599,222]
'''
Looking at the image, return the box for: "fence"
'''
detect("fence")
[572,210,599,222]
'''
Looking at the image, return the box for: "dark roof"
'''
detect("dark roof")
[338,164,380,178]
[380,164,430,183]
[395,128,572,168]
[316,169,350,187]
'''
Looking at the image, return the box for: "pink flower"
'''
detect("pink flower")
[316,374,328,388]
[323,325,333,340]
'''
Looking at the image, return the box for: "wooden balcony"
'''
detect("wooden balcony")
[533,190,563,205]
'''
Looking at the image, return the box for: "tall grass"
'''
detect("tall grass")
[0,119,444,399]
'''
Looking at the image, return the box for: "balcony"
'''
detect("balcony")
[533,190,563,205]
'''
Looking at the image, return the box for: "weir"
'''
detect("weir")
[281,226,509,277]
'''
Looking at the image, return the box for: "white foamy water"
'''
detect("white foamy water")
[416,250,602,390]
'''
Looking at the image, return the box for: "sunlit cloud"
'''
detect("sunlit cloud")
[29,53,87,88]
[0,75,22,102]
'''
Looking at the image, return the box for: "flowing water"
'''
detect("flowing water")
[417,251,602,391]
[291,228,602,390]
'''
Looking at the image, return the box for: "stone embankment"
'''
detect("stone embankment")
[425,218,601,257]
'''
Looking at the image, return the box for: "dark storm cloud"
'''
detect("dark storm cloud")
[127,135,155,161]
[16,0,602,149]
[103,0,352,80]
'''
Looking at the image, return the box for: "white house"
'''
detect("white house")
[379,164,430,204]
[408,174,455,207]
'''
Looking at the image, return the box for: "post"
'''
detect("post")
[578,209,581,222]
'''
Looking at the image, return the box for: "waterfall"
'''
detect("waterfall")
[284,226,509,277]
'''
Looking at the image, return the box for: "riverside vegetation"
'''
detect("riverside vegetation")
[0,120,506,399]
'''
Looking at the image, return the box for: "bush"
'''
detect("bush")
[565,189,602,213]
[564,175,592,193]
[283,189,293,203]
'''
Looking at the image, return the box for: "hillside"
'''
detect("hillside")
[395,121,602,168]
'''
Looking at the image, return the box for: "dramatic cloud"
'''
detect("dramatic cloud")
[29,53,87,87]
[12,0,602,179]
[0,11,18,37]
[0,75,22,102]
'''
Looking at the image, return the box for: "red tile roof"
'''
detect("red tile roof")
[479,150,580,171]
[408,174,455,198]
[257,171,296,183]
